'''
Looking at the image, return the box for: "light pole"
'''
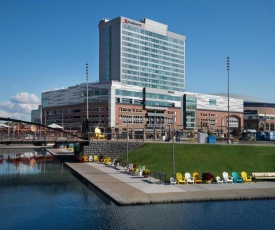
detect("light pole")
[227,56,230,144]
[219,115,224,138]
[126,120,129,165]
[172,116,175,178]
[61,112,64,137]
[197,118,199,132]
[86,63,89,139]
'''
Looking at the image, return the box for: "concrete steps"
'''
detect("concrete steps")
[84,141,144,158]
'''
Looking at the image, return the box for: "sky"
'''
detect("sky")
[1,0,275,121]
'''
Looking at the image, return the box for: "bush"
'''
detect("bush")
[142,169,151,176]
[202,172,214,181]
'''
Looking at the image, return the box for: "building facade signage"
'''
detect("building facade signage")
[124,18,142,27]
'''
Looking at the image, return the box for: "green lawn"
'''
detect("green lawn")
[118,143,275,179]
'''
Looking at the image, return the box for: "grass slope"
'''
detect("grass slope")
[118,143,275,179]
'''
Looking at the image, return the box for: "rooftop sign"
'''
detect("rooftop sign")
[124,18,142,27]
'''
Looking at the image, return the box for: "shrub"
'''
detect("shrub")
[142,169,151,176]
[202,172,214,181]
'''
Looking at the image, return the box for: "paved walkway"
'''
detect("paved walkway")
[49,148,275,205]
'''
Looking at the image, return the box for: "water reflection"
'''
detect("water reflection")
[0,149,53,175]
[1,148,275,230]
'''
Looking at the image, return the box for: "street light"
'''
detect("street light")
[221,115,225,138]
[227,56,230,144]
[172,118,175,178]
[86,63,89,138]
[169,114,175,178]
[61,112,64,137]
[126,120,129,165]
[119,116,129,164]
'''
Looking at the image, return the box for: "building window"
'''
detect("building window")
[83,108,90,112]
[121,98,132,104]
[120,107,132,112]
[209,99,216,105]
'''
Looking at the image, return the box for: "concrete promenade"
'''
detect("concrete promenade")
[48,148,275,205]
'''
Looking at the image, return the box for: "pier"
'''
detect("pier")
[48,148,275,205]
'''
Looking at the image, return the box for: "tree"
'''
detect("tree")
[207,130,213,136]
[231,128,240,137]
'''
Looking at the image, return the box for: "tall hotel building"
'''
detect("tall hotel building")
[98,17,185,92]
[41,16,243,139]
[99,17,185,137]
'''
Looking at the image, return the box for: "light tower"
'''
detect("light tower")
[86,63,89,121]
[83,63,89,139]
[227,56,230,144]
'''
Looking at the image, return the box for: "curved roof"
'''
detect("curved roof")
[211,93,266,103]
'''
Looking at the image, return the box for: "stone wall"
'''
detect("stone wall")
[84,140,144,158]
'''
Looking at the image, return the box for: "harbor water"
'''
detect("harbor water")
[0,149,275,230]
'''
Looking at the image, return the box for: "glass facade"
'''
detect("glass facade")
[121,24,185,91]
[145,92,181,101]
[42,99,48,107]
[183,95,197,129]
[145,100,175,108]
[105,27,111,82]
[116,89,143,98]
[209,99,216,105]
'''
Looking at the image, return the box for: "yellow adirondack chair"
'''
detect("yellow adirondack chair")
[176,172,186,184]
[193,172,202,184]
[241,171,253,183]
[93,155,99,162]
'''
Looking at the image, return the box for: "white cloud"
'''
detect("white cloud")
[0,92,40,121]
[11,92,40,104]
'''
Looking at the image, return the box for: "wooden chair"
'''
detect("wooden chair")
[193,172,202,184]
[170,177,176,185]
[241,171,253,183]
[222,172,233,184]
[216,176,224,184]
[232,171,243,183]
[93,155,99,162]
[176,172,186,184]
[184,172,195,184]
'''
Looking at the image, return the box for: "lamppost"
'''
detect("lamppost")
[221,115,225,138]
[85,63,89,140]
[86,63,89,127]
[172,116,175,178]
[227,56,230,144]
[197,118,199,132]
[61,112,64,137]
[126,119,129,165]
[119,116,129,164]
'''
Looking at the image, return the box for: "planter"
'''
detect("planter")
[206,180,212,184]
[142,169,151,178]
[143,174,150,178]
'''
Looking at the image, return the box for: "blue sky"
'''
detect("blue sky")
[1,0,275,121]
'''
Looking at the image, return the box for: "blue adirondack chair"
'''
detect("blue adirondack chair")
[232,171,243,183]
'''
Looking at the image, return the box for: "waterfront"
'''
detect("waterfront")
[1,150,275,230]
